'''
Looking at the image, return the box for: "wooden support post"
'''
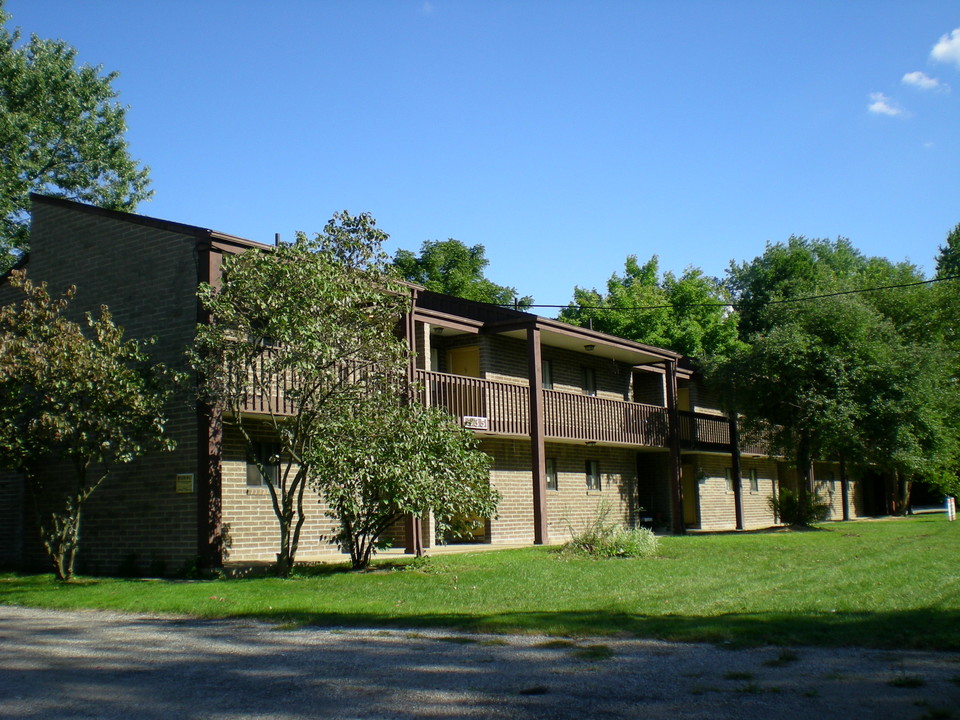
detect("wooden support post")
[527,325,548,545]
[840,456,850,521]
[404,515,423,556]
[730,416,744,530]
[196,246,223,569]
[664,360,684,535]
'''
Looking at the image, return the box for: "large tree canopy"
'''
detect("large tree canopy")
[0,270,178,580]
[560,254,740,360]
[393,238,532,308]
[708,236,960,505]
[0,3,151,271]
[193,213,497,574]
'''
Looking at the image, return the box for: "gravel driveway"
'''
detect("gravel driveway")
[1,605,958,719]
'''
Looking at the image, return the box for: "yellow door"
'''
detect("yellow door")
[681,465,699,527]
[447,346,480,378]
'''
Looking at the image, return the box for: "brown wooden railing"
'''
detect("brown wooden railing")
[678,410,731,451]
[677,411,769,455]
[415,370,668,447]
[241,364,770,455]
[415,370,529,436]
[544,390,668,446]
[239,349,297,416]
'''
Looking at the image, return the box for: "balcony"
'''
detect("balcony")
[240,365,766,456]
[415,370,669,448]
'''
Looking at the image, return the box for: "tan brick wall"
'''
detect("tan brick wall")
[220,426,342,562]
[544,442,638,542]
[481,438,640,546]
[684,453,779,531]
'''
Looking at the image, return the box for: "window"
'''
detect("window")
[586,460,601,490]
[542,359,553,390]
[582,366,597,397]
[724,468,733,493]
[546,457,558,490]
[749,468,758,493]
[247,441,280,487]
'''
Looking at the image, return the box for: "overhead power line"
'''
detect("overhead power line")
[511,275,959,312]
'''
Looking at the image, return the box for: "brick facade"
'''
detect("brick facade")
[0,196,887,575]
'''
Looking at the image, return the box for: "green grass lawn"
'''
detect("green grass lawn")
[2,515,959,649]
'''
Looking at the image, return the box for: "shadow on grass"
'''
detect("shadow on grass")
[217,607,960,651]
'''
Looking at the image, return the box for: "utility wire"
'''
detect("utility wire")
[510,275,959,312]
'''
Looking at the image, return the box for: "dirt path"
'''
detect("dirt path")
[1,605,958,719]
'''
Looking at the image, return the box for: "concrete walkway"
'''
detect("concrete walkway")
[1,605,958,719]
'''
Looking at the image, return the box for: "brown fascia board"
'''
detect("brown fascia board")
[30,193,273,253]
[412,306,484,334]
[484,314,682,363]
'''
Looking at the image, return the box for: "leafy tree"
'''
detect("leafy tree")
[711,236,960,508]
[0,270,178,580]
[393,239,532,307]
[310,388,497,570]
[192,212,408,576]
[935,222,960,280]
[560,254,740,360]
[0,3,151,272]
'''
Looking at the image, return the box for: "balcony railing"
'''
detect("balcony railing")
[544,389,668,446]
[240,364,769,456]
[415,370,529,436]
[678,410,731,451]
[238,349,297,416]
[415,370,668,447]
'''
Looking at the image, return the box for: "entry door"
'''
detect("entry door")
[447,346,480,378]
[681,465,700,527]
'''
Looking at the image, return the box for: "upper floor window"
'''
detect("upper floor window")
[546,457,558,490]
[542,359,553,390]
[582,367,597,397]
[586,460,601,490]
[247,441,281,487]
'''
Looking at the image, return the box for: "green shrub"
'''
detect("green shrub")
[562,505,660,559]
[769,488,829,527]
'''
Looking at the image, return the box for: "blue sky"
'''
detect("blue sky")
[7,1,960,309]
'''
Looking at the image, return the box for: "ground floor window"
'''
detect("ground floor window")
[546,457,558,490]
[246,441,281,487]
[749,468,759,493]
[586,460,601,490]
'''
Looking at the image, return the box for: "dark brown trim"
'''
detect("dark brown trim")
[485,316,681,362]
[730,417,744,530]
[664,360,684,534]
[195,246,224,568]
[840,457,850,521]
[527,326,548,545]
[411,307,484,334]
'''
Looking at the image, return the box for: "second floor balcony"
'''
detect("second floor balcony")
[238,363,764,456]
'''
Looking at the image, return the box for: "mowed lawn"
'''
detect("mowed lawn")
[2,515,958,649]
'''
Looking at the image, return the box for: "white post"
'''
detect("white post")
[947,496,956,522]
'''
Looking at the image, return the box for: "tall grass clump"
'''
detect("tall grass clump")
[562,503,659,559]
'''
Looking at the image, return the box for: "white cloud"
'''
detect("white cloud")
[868,92,906,116]
[902,70,949,92]
[931,27,960,67]
[419,1,434,15]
